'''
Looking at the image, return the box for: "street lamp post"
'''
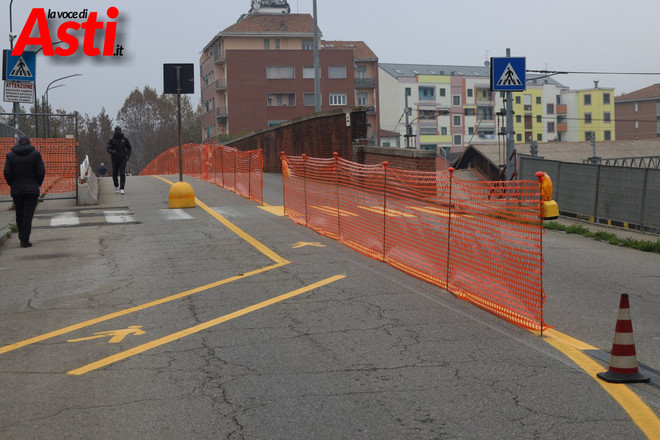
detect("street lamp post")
[34,42,64,137]
[43,74,82,137]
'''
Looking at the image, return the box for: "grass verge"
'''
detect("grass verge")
[544,221,660,253]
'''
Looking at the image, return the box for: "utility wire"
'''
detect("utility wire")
[528,69,660,76]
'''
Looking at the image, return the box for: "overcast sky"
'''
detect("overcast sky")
[3,0,660,121]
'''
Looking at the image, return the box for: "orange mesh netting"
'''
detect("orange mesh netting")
[140,143,263,204]
[1,137,78,200]
[282,153,547,331]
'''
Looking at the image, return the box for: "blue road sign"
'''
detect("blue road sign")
[490,57,526,91]
[3,50,37,82]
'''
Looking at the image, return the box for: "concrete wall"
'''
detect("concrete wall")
[353,146,437,171]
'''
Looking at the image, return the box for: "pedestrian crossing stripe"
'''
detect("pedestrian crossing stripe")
[497,63,522,87]
[9,56,33,79]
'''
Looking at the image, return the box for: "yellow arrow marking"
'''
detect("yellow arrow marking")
[292,241,326,248]
[67,326,146,344]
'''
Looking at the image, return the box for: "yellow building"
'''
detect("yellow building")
[558,84,616,142]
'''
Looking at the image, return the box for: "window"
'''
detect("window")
[536,96,542,104]
[515,96,521,104]
[516,115,522,123]
[466,89,473,98]
[536,115,542,123]
[584,113,592,124]
[356,65,367,79]
[266,66,295,79]
[303,93,321,106]
[419,86,435,100]
[439,88,446,97]
[524,94,532,111]
[329,93,347,106]
[419,110,437,120]
[604,112,611,123]
[468,127,474,135]
[302,39,313,50]
[268,120,284,127]
[440,127,448,135]
[274,39,280,50]
[584,94,591,105]
[264,39,270,50]
[453,115,462,126]
[604,130,612,140]
[464,108,476,116]
[603,93,611,105]
[547,104,555,115]
[328,66,346,79]
[634,103,639,112]
[302,66,319,79]
[547,122,555,133]
[267,93,295,106]
[453,134,462,146]
[635,120,639,129]
[537,134,543,141]
[452,95,461,106]
[419,127,437,135]
[357,92,367,106]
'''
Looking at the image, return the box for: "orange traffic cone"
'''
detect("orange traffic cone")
[597,294,650,383]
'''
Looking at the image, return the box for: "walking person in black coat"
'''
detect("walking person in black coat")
[107,126,132,194]
[3,136,46,248]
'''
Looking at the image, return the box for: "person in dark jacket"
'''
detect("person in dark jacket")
[3,136,46,248]
[107,126,132,194]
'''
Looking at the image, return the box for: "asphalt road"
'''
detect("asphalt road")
[0,174,657,439]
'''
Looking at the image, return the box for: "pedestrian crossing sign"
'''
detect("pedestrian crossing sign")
[2,50,37,82]
[490,57,526,91]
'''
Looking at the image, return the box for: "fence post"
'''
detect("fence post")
[248,152,252,200]
[220,147,225,188]
[334,152,341,240]
[639,168,649,229]
[303,154,308,228]
[446,167,454,290]
[535,172,546,335]
[593,164,601,221]
[233,148,238,194]
[280,151,287,217]
[382,161,388,262]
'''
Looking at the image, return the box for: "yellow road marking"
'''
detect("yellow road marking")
[358,205,416,218]
[67,326,146,344]
[68,274,346,375]
[543,329,660,439]
[292,241,326,248]
[258,205,284,216]
[0,263,285,354]
[312,205,359,217]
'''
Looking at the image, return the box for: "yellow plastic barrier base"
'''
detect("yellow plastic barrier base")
[169,181,195,208]
[541,200,559,220]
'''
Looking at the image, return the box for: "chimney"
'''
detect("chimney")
[594,80,599,89]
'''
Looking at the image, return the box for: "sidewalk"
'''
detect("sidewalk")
[0,197,77,247]
[550,215,659,244]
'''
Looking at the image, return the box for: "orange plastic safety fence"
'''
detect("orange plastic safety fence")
[0,137,78,200]
[282,154,547,331]
[140,143,263,204]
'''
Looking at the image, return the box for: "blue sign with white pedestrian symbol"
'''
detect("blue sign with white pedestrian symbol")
[490,57,526,91]
[2,50,37,82]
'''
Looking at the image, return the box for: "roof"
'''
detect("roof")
[615,84,660,102]
[321,40,377,60]
[470,140,660,165]
[223,13,316,34]
[379,63,567,88]
[379,129,400,138]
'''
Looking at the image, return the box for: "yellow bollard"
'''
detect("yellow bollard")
[535,171,559,220]
[169,181,195,208]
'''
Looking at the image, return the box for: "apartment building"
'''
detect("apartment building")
[558,83,615,142]
[200,1,379,144]
[378,63,568,154]
[614,84,660,140]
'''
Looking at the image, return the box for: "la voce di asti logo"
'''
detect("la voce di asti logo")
[11,7,124,57]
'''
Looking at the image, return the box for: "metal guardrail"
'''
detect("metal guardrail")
[583,156,660,169]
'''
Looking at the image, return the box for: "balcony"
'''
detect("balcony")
[215,79,227,91]
[354,77,376,89]
[216,106,228,117]
[557,123,568,132]
[556,104,567,114]
[214,49,226,64]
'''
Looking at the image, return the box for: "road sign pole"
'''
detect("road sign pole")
[505,48,515,180]
[176,66,183,182]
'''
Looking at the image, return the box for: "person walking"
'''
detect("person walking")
[98,162,107,177]
[107,126,132,194]
[3,136,46,248]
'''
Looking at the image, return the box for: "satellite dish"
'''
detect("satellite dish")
[484,60,490,67]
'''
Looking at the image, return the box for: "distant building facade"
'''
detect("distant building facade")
[200,2,379,144]
[558,83,615,142]
[378,63,569,154]
[614,84,660,140]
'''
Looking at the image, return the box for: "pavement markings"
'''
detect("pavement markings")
[50,212,81,227]
[67,274,346,376]
[159,208,194,220]
[542,329,660,438]
[104,210,136,223]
